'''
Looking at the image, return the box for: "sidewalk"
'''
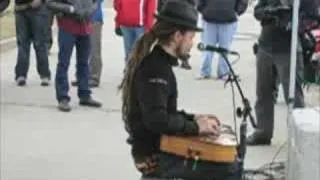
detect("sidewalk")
[0,8,289,180]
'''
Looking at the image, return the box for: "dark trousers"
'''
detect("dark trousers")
[14,6,51,80]
[48,10,55,51]
[255,47,305,139]
[55,29,91,102]
[272,64,280,96]
[89,22,103,83]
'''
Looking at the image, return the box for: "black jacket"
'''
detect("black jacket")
[46,0,97,20]
[254,0,319,52]
[15,0,34,5]
[128,45,199,162]
[14,0,46,11]
[158,0,196,11]
[197,0,248,23]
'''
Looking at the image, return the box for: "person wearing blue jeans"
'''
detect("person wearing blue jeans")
[47,0,102,112]
[197,0,248,79]
[200,21,237,79]
[14,0,51,86]
[120,26,145,63]
[56,29,91,102]
[113,0,156,65]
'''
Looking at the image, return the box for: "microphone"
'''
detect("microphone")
[197,43,239,55]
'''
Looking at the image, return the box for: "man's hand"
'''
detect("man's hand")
[195,114,220,123]
[195,115,221,136]
[69,5,75,14]
[30,0,42,9]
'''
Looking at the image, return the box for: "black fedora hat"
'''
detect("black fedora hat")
[155,0,202,32]
[0,0,10,14]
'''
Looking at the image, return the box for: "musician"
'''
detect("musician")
[158,0,195,70]
[119,0,220,179]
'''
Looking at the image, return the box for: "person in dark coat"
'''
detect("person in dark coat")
[47,0,102,112]
[247,0,319,145]
[157,0,196,70]
[119,0,221,179]
[197,0,248,79]
[14,0,51,86]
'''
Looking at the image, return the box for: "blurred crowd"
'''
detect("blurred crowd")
[0,1,319,146]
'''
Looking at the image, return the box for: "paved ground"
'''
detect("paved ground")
[0,6,292,180]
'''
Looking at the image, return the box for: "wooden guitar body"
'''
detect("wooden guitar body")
[160,125,238,163]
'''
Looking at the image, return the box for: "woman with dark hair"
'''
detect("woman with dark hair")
[119,0,222,179]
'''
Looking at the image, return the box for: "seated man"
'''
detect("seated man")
[119,0,222,179]
[157,0,195,70]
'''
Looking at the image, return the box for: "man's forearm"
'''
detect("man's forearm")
[141,107,198,135]
[46,1,74,14]
[15,0,43,11]
[177,110,195,121]
[15,4,31,12]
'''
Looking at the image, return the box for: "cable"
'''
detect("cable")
[220,51,287,180]
[230,77,239,143]
[243,141,287,180]
[267,141,287,169]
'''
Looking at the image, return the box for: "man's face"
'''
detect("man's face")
[173,30,196,61]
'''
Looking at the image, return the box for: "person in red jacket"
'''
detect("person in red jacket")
[113,0,156,65]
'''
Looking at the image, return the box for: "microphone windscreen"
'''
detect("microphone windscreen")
[197,43,205,51]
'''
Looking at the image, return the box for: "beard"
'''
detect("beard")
[175,45,191,61]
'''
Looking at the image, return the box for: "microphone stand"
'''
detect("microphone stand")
[214,51,257,180]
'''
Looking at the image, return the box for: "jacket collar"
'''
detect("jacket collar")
[153,45,179,66]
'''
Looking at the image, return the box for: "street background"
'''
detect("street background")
[0,3,298,180]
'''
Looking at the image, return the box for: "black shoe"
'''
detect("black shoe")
[58,100,71,112]
[181,62,192,70]
[40,77,50,86]
[71,80,78,86]
[247,131,271,146]
[89,80,99,88]
[16,76,26,86]
[272,91,279,104]
[72,80,99,88]
[79,98,102,108]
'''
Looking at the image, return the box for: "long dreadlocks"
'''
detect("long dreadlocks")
[118,20,189,134]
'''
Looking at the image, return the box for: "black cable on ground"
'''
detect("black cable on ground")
[243,142,287,180]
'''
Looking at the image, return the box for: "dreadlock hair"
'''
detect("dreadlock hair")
[118,20,191,134]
